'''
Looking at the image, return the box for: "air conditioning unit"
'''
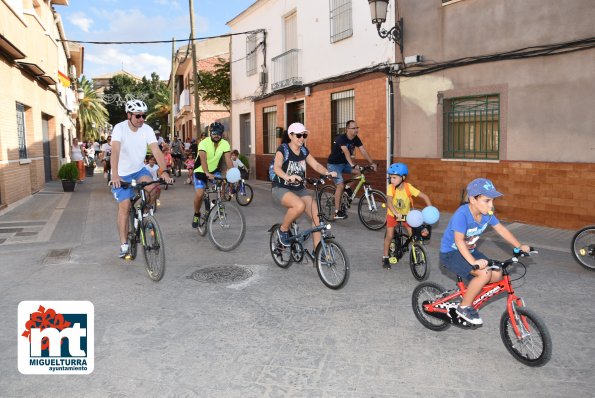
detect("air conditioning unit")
[259,72,268,86]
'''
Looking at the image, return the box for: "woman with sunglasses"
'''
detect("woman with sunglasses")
[272,122,337,250]
[110,99,174,258]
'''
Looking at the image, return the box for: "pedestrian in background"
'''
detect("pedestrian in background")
[71,138,85,183]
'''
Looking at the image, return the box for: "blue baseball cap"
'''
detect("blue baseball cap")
[467,178,503,198]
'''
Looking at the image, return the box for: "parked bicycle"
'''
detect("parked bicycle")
[223,178,254,207]
[388,218,430,280]
[196,176,246,251]
[412,249,552,367]
[269,176,350,290]
[120,179,171,281]
[571,225,595,271]
[318,165,387,230]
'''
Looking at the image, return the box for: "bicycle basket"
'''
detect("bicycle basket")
[412,223,432,241]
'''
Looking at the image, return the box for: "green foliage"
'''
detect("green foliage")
[58,162,79,181]
[78,76,109,140]
[196,58,230,111]
[238,154,250,169]
[103,72,170,134]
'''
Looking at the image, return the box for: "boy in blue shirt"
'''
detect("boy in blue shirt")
[440,178,529,325]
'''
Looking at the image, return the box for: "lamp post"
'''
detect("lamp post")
[368,0,403,54]
[77,86,84,101]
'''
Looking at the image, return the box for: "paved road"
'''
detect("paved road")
[1,171,593,397]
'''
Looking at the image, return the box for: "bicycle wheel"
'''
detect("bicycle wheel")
[357,189,387,230]
[141,215,165,281]
[270,225,292,268]
[315,239,350,290]
[410,243,429,281]
[207,202,246,251]
[571,226,595,271]
[318,185,336,222]
[500,306,552,367]
[411,282,450,331]
[127,211,138,260]
[235,182,254,206]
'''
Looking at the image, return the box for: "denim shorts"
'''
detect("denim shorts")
[327,163,352,184]
[111,168,152,202]
[440,249,489,281]
[271,186,310,204]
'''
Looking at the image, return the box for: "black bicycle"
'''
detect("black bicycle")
[388,218,431,280]
[269,176,350,290]
[120,179,170,281]
[196,176,246,251]
[571,225,595,271]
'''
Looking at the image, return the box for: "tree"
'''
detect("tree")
[77,75,108,140]
[147,85,171,137]
[196,58,230,111]
[103,74,140,127]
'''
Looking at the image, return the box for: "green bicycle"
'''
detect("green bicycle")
[318,165,387,230]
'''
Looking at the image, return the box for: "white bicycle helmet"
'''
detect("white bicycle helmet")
[125,99,148,113]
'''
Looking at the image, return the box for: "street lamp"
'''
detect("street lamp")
[77,86,85,100]
[368,0,403,54]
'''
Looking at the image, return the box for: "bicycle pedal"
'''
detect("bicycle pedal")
[389,257,398,264]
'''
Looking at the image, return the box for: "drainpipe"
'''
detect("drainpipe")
[386,73,395,180]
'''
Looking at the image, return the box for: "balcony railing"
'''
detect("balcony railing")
[178,89,191,116]
[271,49,301,91]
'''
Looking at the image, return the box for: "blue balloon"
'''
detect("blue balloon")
[226,167,241,183]
[422,206,440,225]
[406,210,424,228]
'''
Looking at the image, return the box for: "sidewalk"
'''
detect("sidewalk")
[1,171,593,397]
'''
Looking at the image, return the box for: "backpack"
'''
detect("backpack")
[268,143,308,182]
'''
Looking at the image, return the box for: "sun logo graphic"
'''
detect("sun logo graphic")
[18,301,94,374]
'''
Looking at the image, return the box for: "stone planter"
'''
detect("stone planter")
[61,180,76,192]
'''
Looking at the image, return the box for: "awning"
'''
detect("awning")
[0,34,26,60]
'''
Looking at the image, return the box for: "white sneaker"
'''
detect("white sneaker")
[119,243,129,258]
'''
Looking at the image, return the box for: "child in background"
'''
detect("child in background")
[440,178,530,325]
[383,162,432,269]
[184,157,195,184]
[144,156,161,208]
[231,150,249,179]
[163,148,173,175]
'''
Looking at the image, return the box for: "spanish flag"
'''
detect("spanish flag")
[58,71,70,88]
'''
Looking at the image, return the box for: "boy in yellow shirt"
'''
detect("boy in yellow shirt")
[383,162,432,269]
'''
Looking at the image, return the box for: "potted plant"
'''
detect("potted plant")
[57,162,79,192]
[85,156,96,177]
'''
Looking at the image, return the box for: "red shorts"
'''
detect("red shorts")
[386,215,410,229]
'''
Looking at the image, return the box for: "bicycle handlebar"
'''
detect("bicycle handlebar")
[472,247,538,270]
[117,179,173,189]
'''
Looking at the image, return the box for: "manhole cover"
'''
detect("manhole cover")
[47,249,71,258]
[189,265,253,284]
[43,248,71,265]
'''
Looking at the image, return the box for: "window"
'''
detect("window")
[329,0,353,43]
[330,90,355,145]
[263,106,277,154]
[246,34,257,76]
[284,12,297,51]
[443,95,500,159]
[16,102,27,159]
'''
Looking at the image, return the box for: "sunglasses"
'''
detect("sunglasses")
[134,114,147,119]
[292,133,308,139]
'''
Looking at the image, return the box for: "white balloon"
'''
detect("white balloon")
[226,167,241,183]
[406,209,424,228]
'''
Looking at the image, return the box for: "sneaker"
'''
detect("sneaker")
[192,213,200,228]
[334,209,347,219]
[119,243,129,258]
[456,305,483,325]
[156,199,161,207]
[277,228,292,246]
[382,256,391,269]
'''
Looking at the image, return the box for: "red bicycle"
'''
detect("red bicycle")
[411,249,552,367]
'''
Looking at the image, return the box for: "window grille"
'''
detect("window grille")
[329,0,353,43]
[16,102,27,159]
[263,106,277,154]
[443,95,500,160]
[330,90,355,145]
[246,34,257,76]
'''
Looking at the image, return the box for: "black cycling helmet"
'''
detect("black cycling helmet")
[209,122,224,135]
